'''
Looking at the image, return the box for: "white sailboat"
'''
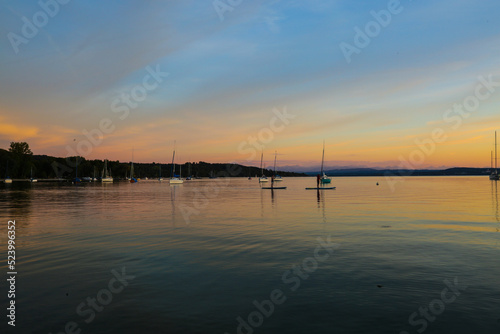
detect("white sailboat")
[169,148,183,184]
[259,151,268,183]
[273,151,283,182]
[101,159,113,182]
[30,166,37,183]
[320,141,331,184]
[490,131,499,180]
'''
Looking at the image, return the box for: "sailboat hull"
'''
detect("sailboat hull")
[320,178,331,184]
[101,178,113,182]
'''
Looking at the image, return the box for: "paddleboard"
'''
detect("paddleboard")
[305,187,336,190]
[261,187,287,189]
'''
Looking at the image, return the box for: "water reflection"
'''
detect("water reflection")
[0,183,33,226]
[171,184,178,226]
[492,180,499,231]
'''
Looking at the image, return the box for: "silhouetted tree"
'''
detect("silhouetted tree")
[8,142,33,178]
[9,142,33,156]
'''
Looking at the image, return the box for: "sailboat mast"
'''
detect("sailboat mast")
[171,150,175,177]
[274,151,277,175]
[260,151,264,176]
[495,131,498,174]
[321,141,325,175]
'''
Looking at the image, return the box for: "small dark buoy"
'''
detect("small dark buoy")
[377,285,383,288]
[66,293,69,296]
[376,182,379,186]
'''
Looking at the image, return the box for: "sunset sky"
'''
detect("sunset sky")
[1,0,500,170]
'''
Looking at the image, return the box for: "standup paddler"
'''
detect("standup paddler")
[316,174,320,188]
[271,175,275,189]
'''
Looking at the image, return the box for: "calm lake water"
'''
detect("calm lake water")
[1,176,499,333]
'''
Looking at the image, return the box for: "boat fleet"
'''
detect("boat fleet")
[2,142,336,188]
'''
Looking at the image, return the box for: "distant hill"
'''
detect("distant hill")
[305,167,492,177]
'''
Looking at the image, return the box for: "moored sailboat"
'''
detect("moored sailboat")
[101,159,113,182]
[159,164,164,182]
[30,166,37,183]
[273,151,283,182]
[320,141,331,184]
[130,161,138,183]
[4,161,12,183]
[169,147,183,184]
[259,151,268,183]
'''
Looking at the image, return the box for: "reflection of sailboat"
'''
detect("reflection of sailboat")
[490,131,499,180]
[101,159,113,182]
[317,188,327,233]
[169,147,183,184]
[259,151,268,183]
[320,141,331,184]
[273,151,283,182]
[492,178,499,225]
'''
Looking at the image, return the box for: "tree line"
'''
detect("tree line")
[0,142,306,179]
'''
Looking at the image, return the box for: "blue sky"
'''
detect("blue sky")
[1,0,500,169]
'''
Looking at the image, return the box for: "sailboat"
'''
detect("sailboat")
[320,141,331,184]
[130,161,138,183]
[159,164,164,182]
[273,151,283,182]
[4,161,12,183]
[169,148,183,184]
[72,156,81,184]
[490,131,499,180]
[186,163,192,180]
[30,166,37,183]
[101,159,113,182]
[259,151,268,183]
